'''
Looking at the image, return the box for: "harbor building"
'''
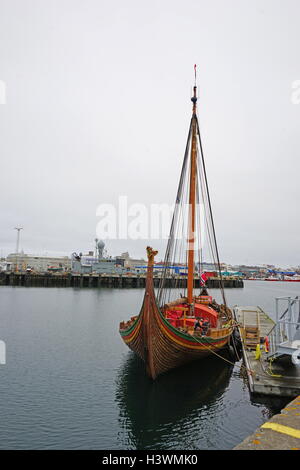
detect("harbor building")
[6,253,71,273]
[117,252,147,269]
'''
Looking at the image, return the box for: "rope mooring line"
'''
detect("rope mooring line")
[186,329,255,376]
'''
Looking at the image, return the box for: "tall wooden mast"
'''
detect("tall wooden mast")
[187,85,198,306]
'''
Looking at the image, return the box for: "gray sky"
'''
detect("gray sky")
[0,0,300,266]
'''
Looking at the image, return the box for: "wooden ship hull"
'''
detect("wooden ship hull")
[120,266,233,379]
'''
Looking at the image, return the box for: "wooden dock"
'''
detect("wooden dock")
[234,306,300,397]
[0,272,244,289]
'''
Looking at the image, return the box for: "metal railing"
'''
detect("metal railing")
[267,296,300,358]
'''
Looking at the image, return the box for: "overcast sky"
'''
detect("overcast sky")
[0,0,300,266]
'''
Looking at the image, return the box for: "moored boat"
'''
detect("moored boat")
[264,276,300,282]
[119,69,235,379]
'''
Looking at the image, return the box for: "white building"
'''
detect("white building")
[0,261,11,272]
[118,252,147,269]
[6,253,71,273]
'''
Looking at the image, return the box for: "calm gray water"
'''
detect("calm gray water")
[0,281,299,450]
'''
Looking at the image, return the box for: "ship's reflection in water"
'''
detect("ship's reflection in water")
[116,353,234,450]
[115,353,289,450]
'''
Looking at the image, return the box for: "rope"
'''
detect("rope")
[187,324,300,382]
[157,119,192,306]
[265,357,282,378]
[259,355,300,381]
[186,328,255,376]
[196,117,227,309]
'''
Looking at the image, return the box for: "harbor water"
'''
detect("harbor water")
[0,280,299,450]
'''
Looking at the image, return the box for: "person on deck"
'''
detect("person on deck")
[194,318,203,333]
[202,319,210,335]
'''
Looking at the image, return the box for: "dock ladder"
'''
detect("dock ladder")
[241,309,261,350]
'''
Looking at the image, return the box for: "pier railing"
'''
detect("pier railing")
[267,296,300,360]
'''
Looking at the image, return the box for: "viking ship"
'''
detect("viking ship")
[119,69,234,379]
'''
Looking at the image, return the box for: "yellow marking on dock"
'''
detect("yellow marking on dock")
[261,422,300,439]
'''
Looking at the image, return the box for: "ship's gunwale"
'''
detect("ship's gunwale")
[120,297,232,347]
